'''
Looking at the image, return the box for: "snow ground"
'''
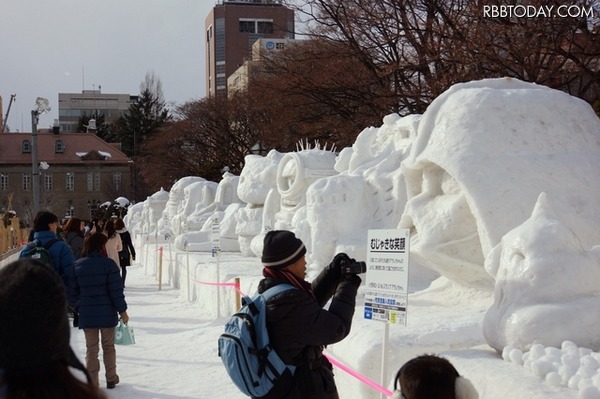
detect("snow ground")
[67,245,581,399]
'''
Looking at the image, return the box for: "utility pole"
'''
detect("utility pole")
[31,97,50,215]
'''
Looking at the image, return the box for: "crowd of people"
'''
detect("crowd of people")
[4,210,135,395]
[1,216,479,399]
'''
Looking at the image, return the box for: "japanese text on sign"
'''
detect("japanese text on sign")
[370,237,406,252]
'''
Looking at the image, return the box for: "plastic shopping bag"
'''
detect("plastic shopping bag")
[115,319,135,345]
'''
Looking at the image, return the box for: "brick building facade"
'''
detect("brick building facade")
[0,129,133,226]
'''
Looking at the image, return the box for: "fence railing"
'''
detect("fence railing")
[0,217,28,256]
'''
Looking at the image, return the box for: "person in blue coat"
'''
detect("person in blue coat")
[19,210,75,288]
[69,232,129,389]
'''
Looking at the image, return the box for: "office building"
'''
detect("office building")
[205,0,295,97]
[58,90,138,133]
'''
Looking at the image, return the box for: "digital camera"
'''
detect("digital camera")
[341,260,367,275]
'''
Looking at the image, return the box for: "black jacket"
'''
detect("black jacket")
[257,266,359,399]
[117,230,136,267]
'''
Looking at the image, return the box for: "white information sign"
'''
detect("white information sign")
[364,229,410,325]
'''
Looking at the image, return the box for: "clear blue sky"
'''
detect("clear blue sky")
[0,0,217,131]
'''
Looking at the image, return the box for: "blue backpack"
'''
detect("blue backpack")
[218,284,296,398]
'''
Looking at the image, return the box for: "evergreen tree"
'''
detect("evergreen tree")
[76,113,119,142]
[118,72,171,157]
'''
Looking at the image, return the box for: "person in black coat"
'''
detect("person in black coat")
[114,218,136,287]
[257,230,361,399]
[0,259,106,399]
[69,232,129,389]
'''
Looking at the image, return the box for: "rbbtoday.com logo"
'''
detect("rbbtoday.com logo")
[483,4,595,18]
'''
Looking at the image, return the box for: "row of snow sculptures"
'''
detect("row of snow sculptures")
[132,77,600,353]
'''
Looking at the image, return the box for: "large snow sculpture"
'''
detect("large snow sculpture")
[274,146,338,230]
[252,145,338,257]
[174,172,242,251]
[305,114,418,268]
[399,78,600,288]
[172,180,218,236]
[483,193,600,352]
[159,176,207,237]
[144,188,170,240]
[124,201,144,237]
[235,151,283,256]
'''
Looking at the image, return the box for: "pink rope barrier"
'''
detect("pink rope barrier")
[324,352,394,397]
[190,278,244,295]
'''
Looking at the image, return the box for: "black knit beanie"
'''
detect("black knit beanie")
[261,230,306,269]
[0,259,89,381]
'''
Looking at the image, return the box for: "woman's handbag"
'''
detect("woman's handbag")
[115,319,135,345]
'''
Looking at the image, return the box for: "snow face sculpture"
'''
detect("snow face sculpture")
[483,193,600,352]
[145,188,170,240]
[306,114,418,268]
[174,172,241,252]
[235,151,283,256]
[273,146,338,230]
[160,176,206,237]
[123,201,144,236]
[399,78,600,288]
[172,180,218,236]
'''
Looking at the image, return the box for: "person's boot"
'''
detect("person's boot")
[106,375,120,389]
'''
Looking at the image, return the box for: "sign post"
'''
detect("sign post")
[364,229,410,399]
[211,215,221,318]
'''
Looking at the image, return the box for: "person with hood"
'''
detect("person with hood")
[257,230,361,399]
[69,232,129,389]
[0,258,106,399]
[19,210,75,288]
[114,218,136,287]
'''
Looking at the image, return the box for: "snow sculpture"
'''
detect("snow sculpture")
[124,201,144,236]
[250,145,338,258]
[174,172,242,251]
[170,180,218,239]
[159,176,206,238]
[399,78,600,288]
[144,188,170,241]
[306,114,418,268]
[483,193,600,352]
[235,151,283,256]
[276,146,337,226]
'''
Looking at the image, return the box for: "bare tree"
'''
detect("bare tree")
[137,95,261,189]
[246,38,394,149]
[286,0,600,114]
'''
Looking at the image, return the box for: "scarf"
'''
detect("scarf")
[262,268,316,300]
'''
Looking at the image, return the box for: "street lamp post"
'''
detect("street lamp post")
[31,97,50,215]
